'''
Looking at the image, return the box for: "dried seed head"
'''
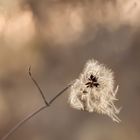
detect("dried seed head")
[69,59,121,123]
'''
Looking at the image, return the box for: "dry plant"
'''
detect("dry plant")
[69,59,120,122]
[1,59,121,140]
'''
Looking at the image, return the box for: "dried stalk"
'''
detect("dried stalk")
[1,67,71,140]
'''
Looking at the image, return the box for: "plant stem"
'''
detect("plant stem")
[29,67,49,106]
[1,105,47,140]
[1,67,71,140]
[49,84,71,105]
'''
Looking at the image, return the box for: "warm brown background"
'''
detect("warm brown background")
[0,0,140,140]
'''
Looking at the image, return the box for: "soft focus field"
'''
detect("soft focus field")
[0,0,140,140]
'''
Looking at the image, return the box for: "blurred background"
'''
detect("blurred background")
[0,0,140,140]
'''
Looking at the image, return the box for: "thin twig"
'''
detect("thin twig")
[1,67,71,140]
[1,105,47,140]
[29,66,50,106]
[49,84,71,105]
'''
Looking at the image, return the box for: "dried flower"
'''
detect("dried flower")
[69,59,121,123]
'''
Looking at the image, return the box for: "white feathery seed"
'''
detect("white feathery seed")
[69,59,121,123]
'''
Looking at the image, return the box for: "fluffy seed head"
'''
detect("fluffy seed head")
[69,59,121,123]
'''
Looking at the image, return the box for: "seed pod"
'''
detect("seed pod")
[69,59,121,123]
